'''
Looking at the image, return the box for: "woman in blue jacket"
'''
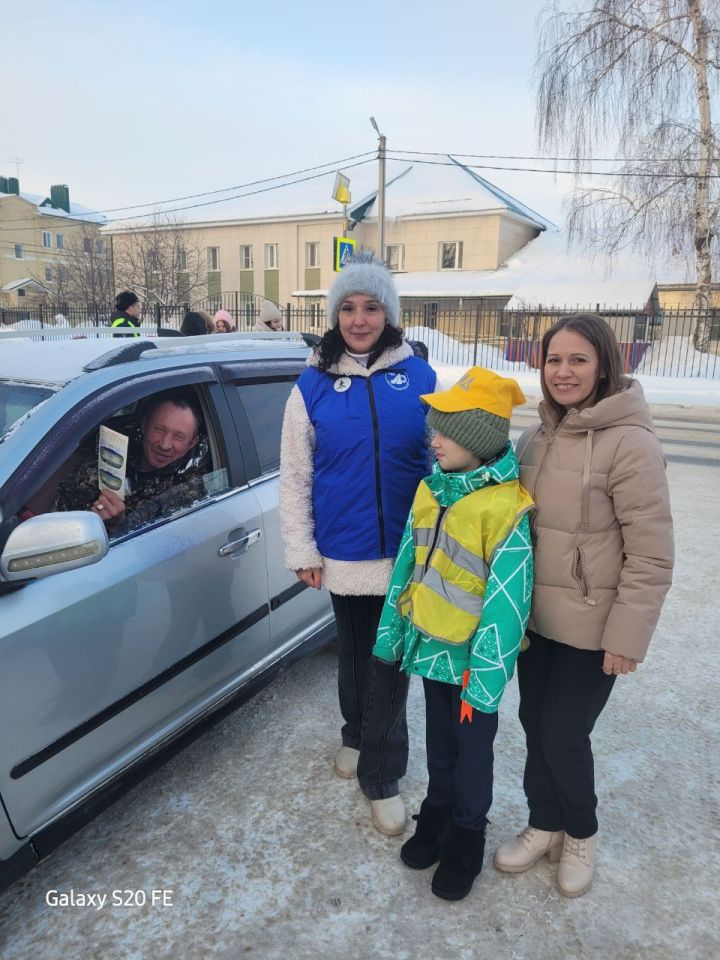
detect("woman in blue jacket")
[280,251,436,836]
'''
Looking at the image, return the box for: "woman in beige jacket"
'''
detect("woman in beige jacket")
[494,314,674,898]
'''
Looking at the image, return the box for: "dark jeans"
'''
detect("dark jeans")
[518,630,616,840]
[330,593,409,801]
[423,677,498,831]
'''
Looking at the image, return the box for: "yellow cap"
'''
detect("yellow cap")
[421,367,526,419]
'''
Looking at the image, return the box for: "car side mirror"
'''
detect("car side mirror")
[0,512,109,582]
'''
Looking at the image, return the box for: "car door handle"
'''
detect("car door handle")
[218,529,263,557]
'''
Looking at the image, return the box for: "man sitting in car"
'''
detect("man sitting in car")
[53,391,208,534]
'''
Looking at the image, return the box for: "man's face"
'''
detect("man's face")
[141,402,199,470]
[126,300,141,319]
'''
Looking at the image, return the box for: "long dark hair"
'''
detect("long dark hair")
[540,313,627,418]
[315,324,404,372]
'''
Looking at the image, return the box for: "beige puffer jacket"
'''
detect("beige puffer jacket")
[517,379,673,662]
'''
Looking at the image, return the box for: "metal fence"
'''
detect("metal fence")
[2,301,718,379]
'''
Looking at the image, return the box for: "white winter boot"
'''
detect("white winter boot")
[557,833,597,898]
[494,826,565,873]
[370,795,406,837]
[334,745,360,779]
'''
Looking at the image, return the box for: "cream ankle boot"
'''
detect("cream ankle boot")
[494,826,565,873]
[334,745,359,779]
[557,833,597,897]
[370,795,406,836]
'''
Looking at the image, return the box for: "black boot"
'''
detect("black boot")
[431,821,486,901]
[400,799,453,870]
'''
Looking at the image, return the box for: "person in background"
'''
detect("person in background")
[279,251,436,837]
[213,309,235,333]
[196,309,215,334]
[180,311,208,336]
[373,368,532,901]
[253,301,284,331]
[494,313,674,898]
[111,291,141,337]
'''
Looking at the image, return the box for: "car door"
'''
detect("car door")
[0,366,271,838]
[219,360,333,653]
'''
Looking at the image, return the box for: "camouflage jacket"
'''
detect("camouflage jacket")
[53,448,207,535]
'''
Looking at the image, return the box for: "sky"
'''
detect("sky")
[2,0,584,226]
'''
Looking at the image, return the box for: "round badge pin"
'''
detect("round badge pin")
[334,377,351,393]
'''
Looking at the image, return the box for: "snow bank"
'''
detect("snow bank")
[411,327,720,407]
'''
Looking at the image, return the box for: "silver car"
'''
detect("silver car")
[0,333,333,890]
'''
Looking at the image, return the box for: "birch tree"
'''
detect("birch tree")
[536,0,720,350]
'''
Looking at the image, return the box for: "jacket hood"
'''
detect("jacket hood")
[539,379,655,435]
[307,340,414,377]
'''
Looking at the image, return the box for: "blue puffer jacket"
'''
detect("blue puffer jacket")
[296,352,436,561]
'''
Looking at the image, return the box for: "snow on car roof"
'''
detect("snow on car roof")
[0,333,308,386]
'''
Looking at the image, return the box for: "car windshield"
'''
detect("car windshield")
[0,382,54,439]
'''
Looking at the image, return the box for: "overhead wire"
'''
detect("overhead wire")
[0,151,376,228]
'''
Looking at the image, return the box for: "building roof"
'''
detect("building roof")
[0,190,107,225]
[0,277,49,294]
[108,159,552,231]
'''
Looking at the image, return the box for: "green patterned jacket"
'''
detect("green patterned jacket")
[372,443,534,714]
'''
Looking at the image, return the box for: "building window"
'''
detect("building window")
[58,266,68,282]
[84,237,92,253]
[45,267,53,281]
[42,231,52,248]
[17,287,26,297]
[265,243,278,269]
[207,247,220,271]
[385,244,405,272]
[14,243,23,259]
[56,233,64,250]
[240,245,253,270]
[305,242,319,268]
[439,241,463,270]
[96,239,104,254]
[178,249,187,271]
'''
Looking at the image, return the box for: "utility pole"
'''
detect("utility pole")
[369,117,386,261]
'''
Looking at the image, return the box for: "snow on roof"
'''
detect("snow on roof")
[391,230,690,309]
[118,160,551,229]
[0,277,49,293]
[0,190,107,224]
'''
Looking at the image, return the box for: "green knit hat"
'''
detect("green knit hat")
[427,406,510,463]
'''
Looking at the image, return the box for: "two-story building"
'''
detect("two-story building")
[0,177,107,310]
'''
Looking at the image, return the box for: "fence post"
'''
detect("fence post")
[286,302,292,332]
[39,304,45,329]
[472,305,480,366]
[155,302,161,334]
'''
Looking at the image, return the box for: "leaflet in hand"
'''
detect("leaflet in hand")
[98,425,129,500]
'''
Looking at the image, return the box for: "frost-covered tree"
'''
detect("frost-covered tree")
[536,0,720,349]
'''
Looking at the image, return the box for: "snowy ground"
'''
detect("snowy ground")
[0,456,717,960]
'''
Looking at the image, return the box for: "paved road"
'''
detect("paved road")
[511,403,720,469]
[0,436,717,960]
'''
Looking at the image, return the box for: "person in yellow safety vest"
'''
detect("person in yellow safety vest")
[372,366,533,902]
[110,290,141,337]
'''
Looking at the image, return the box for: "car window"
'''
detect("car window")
[233,379,296,475]
[0,382,54,438]
[29,386,232,537]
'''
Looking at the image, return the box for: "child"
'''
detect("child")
[372,366,534,901]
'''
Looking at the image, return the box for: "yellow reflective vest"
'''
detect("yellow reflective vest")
[398,478,534,645]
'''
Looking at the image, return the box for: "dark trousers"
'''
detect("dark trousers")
[423,677,498,831]
[330,593,409,801]
[518,630,616,840]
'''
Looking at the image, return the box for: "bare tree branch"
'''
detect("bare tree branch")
[537,0,720,349]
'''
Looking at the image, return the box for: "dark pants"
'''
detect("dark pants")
[423,677,498,831]
[518,630,616,840]
[330,593,409,801]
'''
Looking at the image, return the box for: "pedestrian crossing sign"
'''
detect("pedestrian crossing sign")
[334,237,357,272]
